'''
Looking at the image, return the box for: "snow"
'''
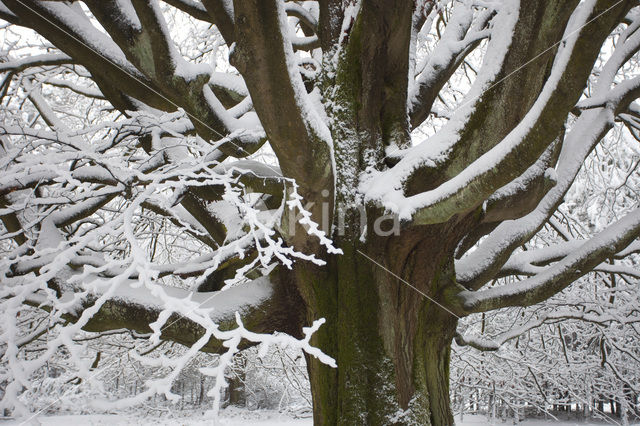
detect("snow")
[4,412,636,425]
[3,1,640,424]
[0,53,72,72]
[364,0,605,226]
[105,276,274,321]
[457,416,637,426]
[37,1,137,74]
[455,106,615,285]
[276,0,333,147]
[209,72,249,98]
[409,2,475,107]
[460,207,640,309]
[0,411,311,426]
[402,0,593,220]
[361,0,520,218]
[456,0,640,285]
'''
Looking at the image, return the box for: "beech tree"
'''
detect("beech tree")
[1,0,640,424]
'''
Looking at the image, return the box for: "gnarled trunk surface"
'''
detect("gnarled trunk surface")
[290,216,472,425]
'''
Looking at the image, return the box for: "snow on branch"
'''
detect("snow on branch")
[459,208,640,313]
[402,1,611,225]
[42,78,104,100]
[0,53,74,73]
[161,0,213,24]
[456,2,640,290]
[2,267,334,420]
[231,0,333,192]
[361,0,520,216]
[0,53,342,416]
[0,152,337,420]
[409,1,495,128]
[498,239,640,279]
[456,307,640,352]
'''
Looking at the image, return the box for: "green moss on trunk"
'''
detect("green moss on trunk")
[298,237,458,425]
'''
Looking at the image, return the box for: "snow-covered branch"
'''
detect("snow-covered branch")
[200,0,235,44]
[456,1,640,290]
[456,307,640,352]
[24,276,279,353]
[405,0,625,226]
[231,0,333,195]
[497,240,640,279]
[161,0,213,24]
[0,53,73,73]
[459,208,640,313]
[409,2,494,128]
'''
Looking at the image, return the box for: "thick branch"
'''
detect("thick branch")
[459,208,640,313]
[357,0,415,149]
[2,0,167,111]
[84,0,246,151]
[401,0,583,199]
[27,274,304,354]
[231,0,333,196]
[408,0,627,226]
[455,108,614,290]
[162,0,212,23]
[482,139,561,224]
[200,0,235,44]
[456,6,640,289]
[497,239,640,278]
[409,5,493,129]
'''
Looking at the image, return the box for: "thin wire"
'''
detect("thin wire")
[390,0,627,163]
[13,0,254,160]
[9,0,631,421]
[357,249,461,319]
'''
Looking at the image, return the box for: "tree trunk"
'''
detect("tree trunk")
[294,220,466,425]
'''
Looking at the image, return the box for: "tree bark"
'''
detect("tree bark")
[296,219,469,425]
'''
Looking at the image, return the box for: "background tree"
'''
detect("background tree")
[1,0,640,425]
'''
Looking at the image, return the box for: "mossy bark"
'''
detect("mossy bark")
[298,5,469,421]
[297,226,461,425]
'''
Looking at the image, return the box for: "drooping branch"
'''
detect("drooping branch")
[458,208,640,314]
[42,78,104,100]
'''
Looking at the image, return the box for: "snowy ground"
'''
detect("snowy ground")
[1,412,637,426]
